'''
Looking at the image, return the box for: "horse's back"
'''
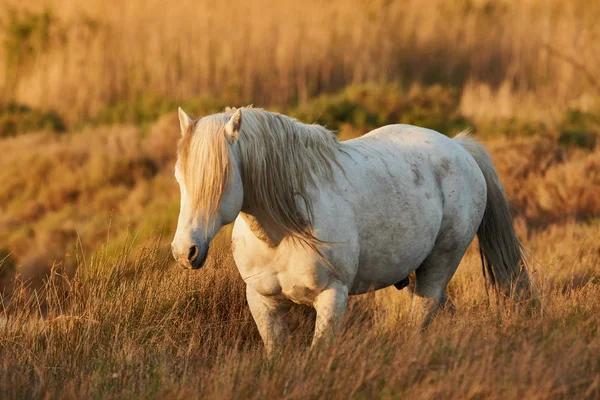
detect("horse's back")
[351,124,459,152]
[346,124,485,196]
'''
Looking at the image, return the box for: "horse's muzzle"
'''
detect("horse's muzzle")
[190,249,208,270]
[172,243,208,270]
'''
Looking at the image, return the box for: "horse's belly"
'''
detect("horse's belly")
[350,234,435,295]
[350,197,443,295]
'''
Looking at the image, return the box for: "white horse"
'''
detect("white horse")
[171,107,534,354]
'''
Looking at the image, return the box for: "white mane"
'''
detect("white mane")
[178,107,342,248]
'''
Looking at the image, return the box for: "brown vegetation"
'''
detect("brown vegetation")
[0,115,180,283]
[0,111,598,398]
[490,137,600,227]
[0,0,599,397]
[1,0,600,125]
[0,216,598,398]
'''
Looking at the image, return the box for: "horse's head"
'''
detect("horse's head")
[171,107,244,269]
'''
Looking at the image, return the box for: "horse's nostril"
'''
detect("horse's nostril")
[187,246,199,263]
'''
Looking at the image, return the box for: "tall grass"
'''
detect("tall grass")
[1,0,599,124]
[0,218,598,398]
[0,1,599,396]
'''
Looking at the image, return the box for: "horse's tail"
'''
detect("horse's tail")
[454,132,537,305]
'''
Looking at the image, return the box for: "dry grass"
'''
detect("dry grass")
[1,1,599,397]
[1,0,599,124]
[0,218,598,399]
[488,136,600,227]
[0,113,598,398]
[0,114,181,282]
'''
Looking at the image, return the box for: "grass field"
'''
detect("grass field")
[0,216,598,398]
[0,0,599,398]
[0,117,598,399]
[1,0,600,127]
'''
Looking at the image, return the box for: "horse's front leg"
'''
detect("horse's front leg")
[311,281,349,349]
[246,285,289,356]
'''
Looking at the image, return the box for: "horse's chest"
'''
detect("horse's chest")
[279,272,323,305]
[250,272,283,297]
[232,235,327,305]
[242,267,324,306]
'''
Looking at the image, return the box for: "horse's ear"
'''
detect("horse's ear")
[225,108,242,143]
[178,107,193,137]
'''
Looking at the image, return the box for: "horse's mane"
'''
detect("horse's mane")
[177,107,342,250]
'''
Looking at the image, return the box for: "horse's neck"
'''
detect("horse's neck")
[235,134,335,247]
[238,212,286,247]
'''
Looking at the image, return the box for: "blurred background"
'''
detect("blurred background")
[0,0,599,290]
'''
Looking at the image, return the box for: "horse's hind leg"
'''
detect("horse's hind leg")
[410,243,468,329]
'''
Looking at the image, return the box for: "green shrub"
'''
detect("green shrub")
[291,83,472,136]
[0,103,65,137]
[88,94,226,128]
[476,118,551,139]
[558,109,599,149]
[559,130,597,149]
[400,84,471,134]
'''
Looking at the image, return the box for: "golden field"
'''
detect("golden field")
[1,0,600,126]
[0,0,599,399]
